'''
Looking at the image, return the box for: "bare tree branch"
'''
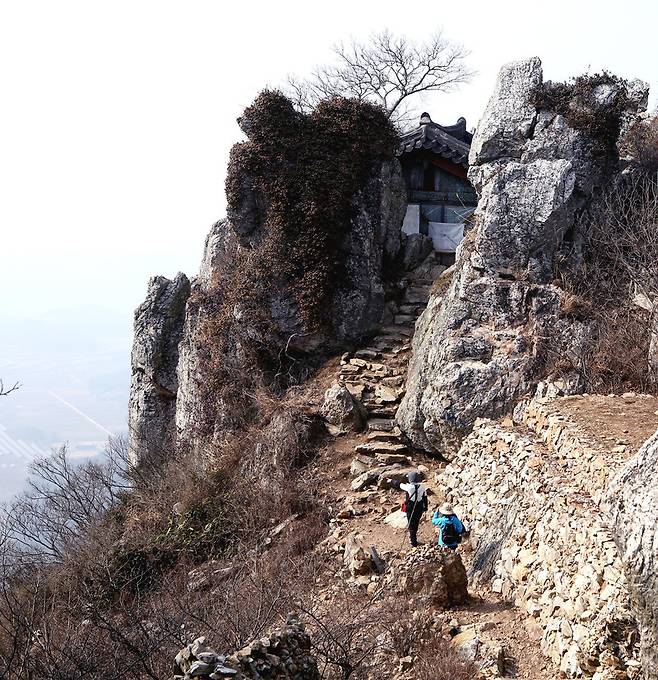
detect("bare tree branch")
[286,30,473,123]
[0,381,20,397]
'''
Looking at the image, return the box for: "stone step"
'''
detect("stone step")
[344,383,365,400]
[375,452,410,465]
[398,304,424,316]
[366,406,398,418]
[363,401,401,413]
[379,325,413,338]
[355,441,408,455]
[367,428,402,442]
[381,376,404,387]
[362,390,403,406]
[394,314,416,326]
[366,418,397,432]
[404,287,430,305]
[371,340,399,352]
[407,277,434,286]
[353,348,382,360]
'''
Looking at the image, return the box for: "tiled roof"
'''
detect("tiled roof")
[397,113,472,168]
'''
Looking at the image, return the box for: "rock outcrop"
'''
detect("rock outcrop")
[391,545,469,609]
[128,273,190,465]
[320,383,364,435]
[174,618,319,679]
[129,102,407,461]
[175,219,239,444]
[606,429,658,679]
[224,157,407,353]
[397,57,648,454]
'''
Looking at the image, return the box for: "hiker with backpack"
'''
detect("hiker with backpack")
[432,502,465,549]
[386,471,428,548]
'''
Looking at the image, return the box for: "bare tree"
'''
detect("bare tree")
[2,441,131,565]
[588,174,658,300]
[287,30,473,123]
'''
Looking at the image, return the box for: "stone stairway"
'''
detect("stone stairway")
[337,253,447,458]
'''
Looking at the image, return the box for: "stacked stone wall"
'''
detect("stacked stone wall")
[517,399,633,501]
[437,405,641,679]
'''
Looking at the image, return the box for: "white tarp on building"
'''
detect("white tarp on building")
[402,204,420,235]
[428,222,464,253]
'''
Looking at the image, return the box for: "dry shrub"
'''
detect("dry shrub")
[530,73,630,158]
[559,292,593,322]
[579,306,652,393]
[225,91,397,333]
[302,589,400,680]
[557,173,658,393]
[103,401,327,596]
[414,634,478,680]
[0,392,330,679]
[0,538,324,680]
[621,114,658,172]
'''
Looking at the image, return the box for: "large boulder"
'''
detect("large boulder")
[605,430,658,679]
[393,545,469,608]
[343,532,373,576]
[468,56,542,164]
[128,273,190,466]
[397,57,647,454]
[320,382,364,435]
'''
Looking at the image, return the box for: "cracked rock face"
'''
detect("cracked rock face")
[606,431,658,679]
[128,273,190,465]
[175,219,240,443]
[329,160,407,346]
[397,57,645,454]
[175,160,406,449]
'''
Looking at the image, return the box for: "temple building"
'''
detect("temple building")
[397,113,477,263]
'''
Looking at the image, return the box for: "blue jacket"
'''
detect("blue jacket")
[432,511,465,547]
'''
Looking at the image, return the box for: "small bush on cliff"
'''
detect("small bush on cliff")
[530,73,630,157]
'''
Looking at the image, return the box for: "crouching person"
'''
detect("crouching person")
[432,502,465,549]
[387,471,428,548]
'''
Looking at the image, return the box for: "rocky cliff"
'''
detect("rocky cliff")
[129,94,407,464]
[128,273,190,464]
[123,60,658,680]
[397,57,648,454]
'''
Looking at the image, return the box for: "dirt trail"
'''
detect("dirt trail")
[317,450,556,679]
[309,254,558,679]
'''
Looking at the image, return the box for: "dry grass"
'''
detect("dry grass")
[414,634,479,680]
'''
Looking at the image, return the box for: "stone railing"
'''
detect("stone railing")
[437,415,641,679]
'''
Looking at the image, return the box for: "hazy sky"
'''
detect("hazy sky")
[1,0,657,324]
